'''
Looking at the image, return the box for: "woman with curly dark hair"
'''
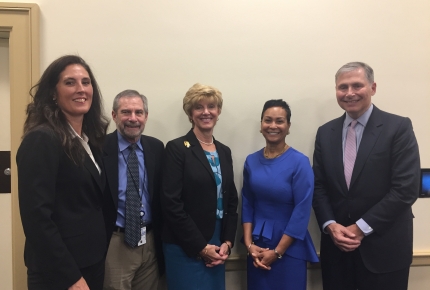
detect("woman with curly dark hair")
[16,55,111,290]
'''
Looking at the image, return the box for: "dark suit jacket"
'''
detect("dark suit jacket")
[312,106,420,273]
[102,130,164,272]
[161,129,239,258]
[16,126,107,290]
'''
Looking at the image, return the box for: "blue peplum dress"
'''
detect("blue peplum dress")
[242,147,319,290]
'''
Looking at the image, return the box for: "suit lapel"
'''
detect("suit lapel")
[84,151,104,192]
[350,107,383,188]
[141,135,155,200]
[331,115,349,193]
[186,130,216,184]
[103,131,120,208]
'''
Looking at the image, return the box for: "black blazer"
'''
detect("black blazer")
[102,131,164,272]
[16,126,107,290]
[161,130,238,258]
[312,106,420,273]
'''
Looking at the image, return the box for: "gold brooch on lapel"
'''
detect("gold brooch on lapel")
[184,141,190,148]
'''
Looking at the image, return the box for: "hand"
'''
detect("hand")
[326,223,361,252]
[68,277,89,290]
[218,242,231,258]
[200,244,228,267]
[247,244,271,270]
[252,249,278,270]
[346,224,365,242]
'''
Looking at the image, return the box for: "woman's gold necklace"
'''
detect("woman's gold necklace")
[264,144,289,159]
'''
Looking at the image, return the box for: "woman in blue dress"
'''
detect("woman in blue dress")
[242,99,318,290]
[161,83,238,290]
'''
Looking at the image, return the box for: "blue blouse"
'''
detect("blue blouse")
[204,150,223,219]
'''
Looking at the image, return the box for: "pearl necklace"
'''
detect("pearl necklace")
[196,137,214,145]
[264,144,289,159]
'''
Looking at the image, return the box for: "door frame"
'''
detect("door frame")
[0,2,39,289]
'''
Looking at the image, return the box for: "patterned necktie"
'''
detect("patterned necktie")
[124,143,141,248]
[344,120,358,189]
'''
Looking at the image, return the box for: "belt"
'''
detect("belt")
[114,224,153,233]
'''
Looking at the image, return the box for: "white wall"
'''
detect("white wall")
[2,0,430,289]
[0,35,13,290]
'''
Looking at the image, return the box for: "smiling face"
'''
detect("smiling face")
[261,106,290,145]
[191,98,220,133]
[336,68,376,119]
[112,96,147,143]
[55,64,93,122]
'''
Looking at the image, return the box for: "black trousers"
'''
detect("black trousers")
[321,246,409,290]
[27,257,105,290]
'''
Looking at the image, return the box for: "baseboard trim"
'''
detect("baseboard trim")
[226,252,430,271]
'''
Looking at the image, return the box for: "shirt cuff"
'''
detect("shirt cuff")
[356,219,373,236]
[322,220,336,234]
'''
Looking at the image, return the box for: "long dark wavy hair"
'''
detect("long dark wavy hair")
[23,55,109,165]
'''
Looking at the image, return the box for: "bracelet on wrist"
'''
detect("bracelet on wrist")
[247,242,254,256]
[224,242,231,255]
[247,242,254,250]
[273,248,283,259]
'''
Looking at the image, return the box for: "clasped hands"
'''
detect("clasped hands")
[326,223,364,252]
[200,243,230,268]
[248,244,278,271]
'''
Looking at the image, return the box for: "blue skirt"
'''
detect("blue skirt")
[247,237,307,290]
[163,220,225,290]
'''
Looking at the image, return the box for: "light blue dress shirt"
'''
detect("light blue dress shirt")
[116,132,151,228]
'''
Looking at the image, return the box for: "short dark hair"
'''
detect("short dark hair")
[24,55,109,164]
[261,99,291,123]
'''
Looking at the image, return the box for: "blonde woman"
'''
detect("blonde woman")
[161,83,238,290]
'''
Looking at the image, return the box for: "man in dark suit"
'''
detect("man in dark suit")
[103,90,164,290]
[312,62,420,290]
